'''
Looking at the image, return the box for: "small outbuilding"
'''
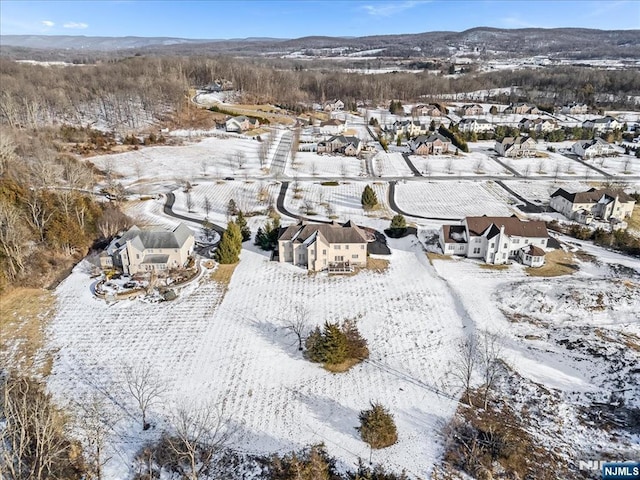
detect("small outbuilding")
[518,245,546,267]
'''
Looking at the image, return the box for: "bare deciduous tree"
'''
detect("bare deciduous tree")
[76,393,119,480]
[203,196,212,217]
[185,192,194,212]
[165,401,234,480]
[123,363,165,431]
[0,201,29,279]
[285,304,310,351]
[449,335,478,407]
[479,332,505,410]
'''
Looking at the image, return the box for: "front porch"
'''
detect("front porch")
[327,261,354,274]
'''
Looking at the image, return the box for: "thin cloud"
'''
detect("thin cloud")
[500,16,539,28]
[41,20,55,27]
[63,22,88,29]
[362,1,429,17]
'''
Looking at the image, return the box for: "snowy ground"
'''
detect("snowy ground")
[580,153,640,176]
[372,152,414,177]
[287,151,366,178]
[283,181,391,224]
[47,239,466,479]
[394,181,514,218]
[409,152,507,176]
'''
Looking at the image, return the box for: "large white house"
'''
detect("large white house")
[458,118,494,134]
[225,116,260,132]
[571,138,618,158]
[518,117,557,133]
[317,135,362,156]
[550,188,636,224]
[100,223,195,274]
[318,118,346,135]
[439,216,549,265]
[582,116,622,133]
[278,220,368,272]
[494,136,537,157]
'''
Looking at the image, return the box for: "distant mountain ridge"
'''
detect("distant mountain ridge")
[2,27,639,59]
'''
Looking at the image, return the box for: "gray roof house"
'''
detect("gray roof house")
[100,223,195,275]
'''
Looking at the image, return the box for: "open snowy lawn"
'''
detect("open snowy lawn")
[88,135,266,186]
[430,254,640,462]
[47,240,465,478]
[394,181,514,218]
[284,181,391,223]
[498,152,586,177]
[372,152,414,177]
[171,180,281,225]
[286,151,365,178]
[409,152,506,176]
[582,154,640,176]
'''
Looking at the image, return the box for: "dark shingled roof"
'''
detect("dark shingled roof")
[465,216,548,238]
[551,187,634,204]
[523,245,545,257]
[442,224,466,243]
[278,221,368,244]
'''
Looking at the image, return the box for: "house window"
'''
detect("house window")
[345,245,349,250]
[473,247,481,254]
[335,256,344,261]
[322,249,327,255]
[513,238,520,244]
[335,245,341,250]
[360,245,365,250]
[524,239,529,244]
[352,254,358,259]
[503,243,507,249]
[502,253,506,259]
[490,242,495,248]
[136,254,140,259]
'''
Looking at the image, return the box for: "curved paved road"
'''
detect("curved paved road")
[163,192,226,234]
[387,181,460,221]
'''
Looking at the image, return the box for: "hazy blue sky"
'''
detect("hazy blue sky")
[1,1,638,38]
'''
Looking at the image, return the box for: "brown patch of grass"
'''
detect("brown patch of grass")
[366,257,390,273]
[595,328,640,353]
[574,249,598,263]
[526,249,578,277]
[323,357,362,373]
[479,263,510,271]
[0,288,55,373]
[209,263,238,288]
[427,252,453,264]
[627,205,640,234]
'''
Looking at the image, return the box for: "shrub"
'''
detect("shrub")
[387,214,407,238]
[305,320,369,367]
[361,185,378,210]
[357,402,398,449]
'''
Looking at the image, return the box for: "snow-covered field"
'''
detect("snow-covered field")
[581,154,640,176]
[499,180,593,204]
[287,151,365,177]
[394,181,514,218]
[409,152,507,176]
[283,181,390,223]
[372,152,414,177]
[47,239,465,478]
[497,151,586,177]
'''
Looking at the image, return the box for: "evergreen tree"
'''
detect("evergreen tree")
[214,220,242,264]
[361,185,378,210]
[429,119,436,132]
[489,105,498,115]
[226,198,238,217]
[236,210,251,242]
[305,326,324,363]
[342,319,369,360]
[388,214,407,238]
[322,322,347,365]
[357,402,398,449]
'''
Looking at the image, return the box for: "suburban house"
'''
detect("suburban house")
[561,102,588,115]
[582,116,622,133]
[226,116,260,133]
[319,118,346,135]
[323,99,345,112]
[393,120,428,138]
[571,137,618,158]
[457,104,484,116]
[517,245,546,268]
[518,117,557,133]
[100,223,195,275]
[277,220,368,272]
[550,188,636,224]
[458,118,495,134]
[494,136,537,157]
[439,215,549,265]
[412,104,444,117]
[410,133,451,155]
[503,103,541,115]
[317,135,362,156]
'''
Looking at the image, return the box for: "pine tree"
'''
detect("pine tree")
[361,185,378,210]
[305,326,324,363]
[388,214,407,238]
[322,322,347,365]
[226,198,238,217]
[214,221,242,264]
[236,210,251,242]
[254,226,265,246]
[343,319,369,360]
[357,402,398,449]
